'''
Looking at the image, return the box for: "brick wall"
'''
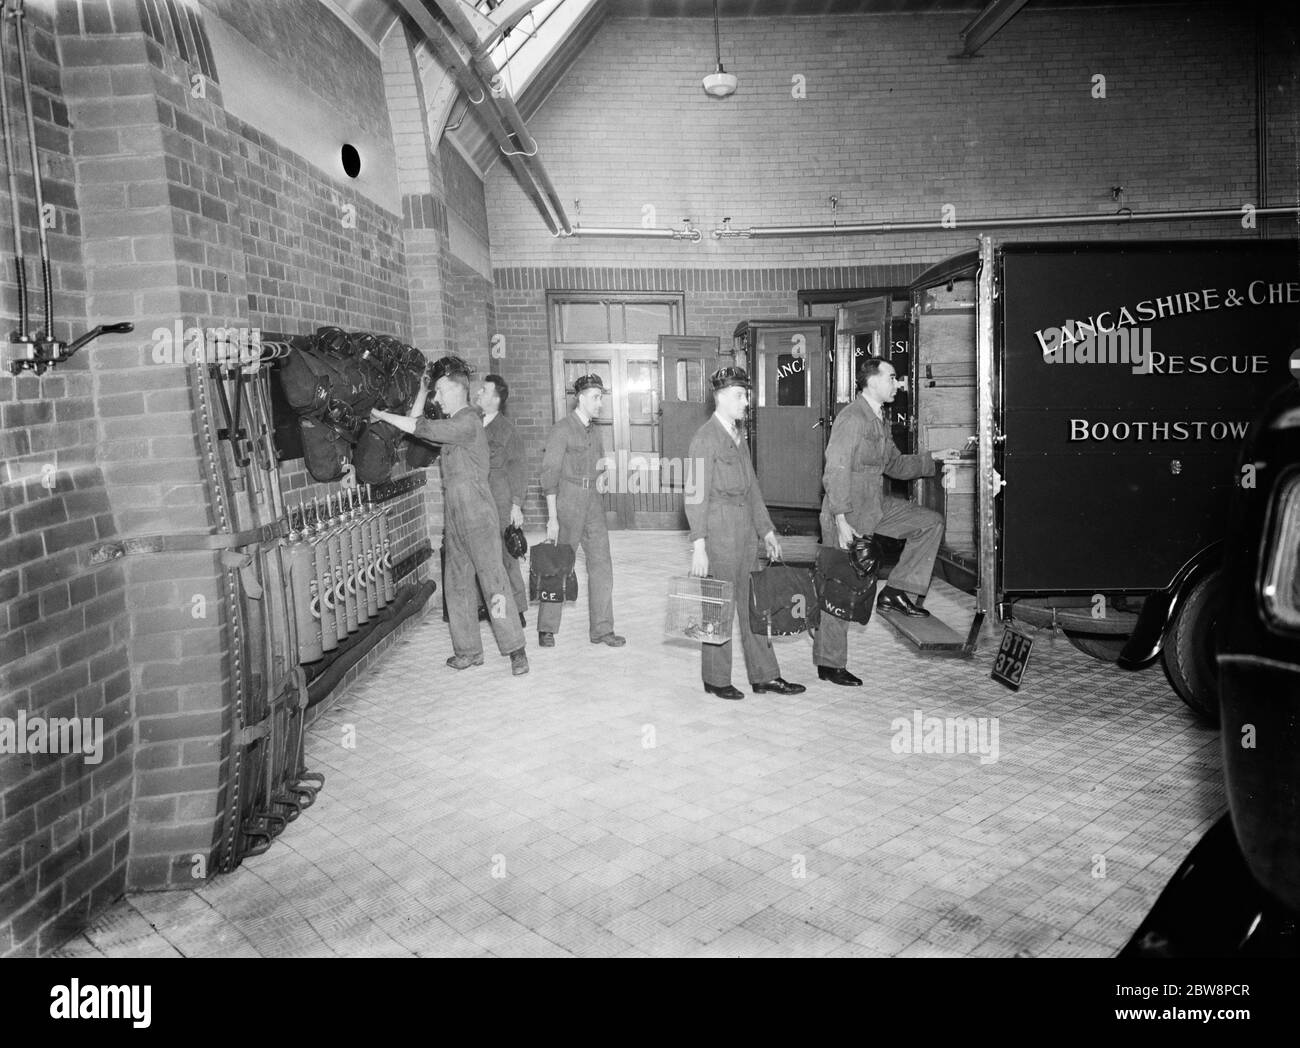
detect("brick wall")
[1,1,143,957]
[492,263,928,523]
[486,6,1291,271]
[441,140,490,245]
[62,2,248,900]
[483,4,1299,515]
[198,0,390,140]
[2,0,440,954]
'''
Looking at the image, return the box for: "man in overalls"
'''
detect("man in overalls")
[815,356,957,686]
[370,357,528,675]
[476,374,528,626]
[537,374,624,649]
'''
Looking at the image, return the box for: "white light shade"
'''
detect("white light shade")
[702,71,737,97]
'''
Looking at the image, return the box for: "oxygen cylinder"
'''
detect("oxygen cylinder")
[364,484,387,610]
[306,500,339,652]
[285,507,324,664]
[345,489,370,627]
[372,485,396,603]
[334,492,360,633]
[318,496,349,643]
[352,488,379,619]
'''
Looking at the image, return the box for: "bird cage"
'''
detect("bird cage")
[665,577,734,645]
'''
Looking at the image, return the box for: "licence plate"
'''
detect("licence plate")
[991,627,1033,690]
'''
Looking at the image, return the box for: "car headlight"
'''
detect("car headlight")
[1261,467,1300,630]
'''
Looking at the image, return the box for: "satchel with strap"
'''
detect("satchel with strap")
[813,545,877,624]
[528,541,578,604]
[749,558,820,636]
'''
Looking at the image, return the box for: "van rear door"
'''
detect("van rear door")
[997,241,1299,594]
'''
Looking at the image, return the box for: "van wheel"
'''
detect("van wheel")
[1161,571,1222,725]
[1064,632,1127,662]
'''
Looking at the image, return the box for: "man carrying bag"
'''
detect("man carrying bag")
[814,357,958,686]
[687,367,805,701]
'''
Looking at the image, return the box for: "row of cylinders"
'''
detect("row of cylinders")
[283,485,395,665]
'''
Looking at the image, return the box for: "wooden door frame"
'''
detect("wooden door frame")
[546,291,686,528]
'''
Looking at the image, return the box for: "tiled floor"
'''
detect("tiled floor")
[53,531,1225,958]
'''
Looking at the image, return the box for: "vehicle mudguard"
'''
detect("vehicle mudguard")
[1117,541,1222,670]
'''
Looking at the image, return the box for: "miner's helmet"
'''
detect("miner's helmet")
[848,533,881,579]
[503,524,528,560]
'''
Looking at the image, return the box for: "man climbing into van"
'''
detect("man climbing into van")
[814,356,959,686]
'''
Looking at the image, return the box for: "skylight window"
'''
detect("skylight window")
[478,0,597,97]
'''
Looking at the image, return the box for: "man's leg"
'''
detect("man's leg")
[444,515,482,658]
[875,495,944,598]
[733,533,779,685]
[495,493,528,616]
[464,512,526,656]
[580,495,615,640]
[700,538,735,689]
[811,510,848,669]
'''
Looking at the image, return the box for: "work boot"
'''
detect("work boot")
[590,633,626,647]
[538,632,555,647]
[509,649,529,676]
[447,653,484,670]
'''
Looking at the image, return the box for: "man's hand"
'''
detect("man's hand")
[763,531,782,562]
[509,505,524,529]
[546,517,559,543]
[690,539,709,578]
[836,515,858,550]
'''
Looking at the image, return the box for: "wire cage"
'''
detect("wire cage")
[665,576,735,645]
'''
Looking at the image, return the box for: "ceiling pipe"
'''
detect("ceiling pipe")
[393,0,562,235]
[569,227,677,239]
[569,224,703,241]
[739,205,1300,237]
[424,0,574,234]
[546,206,1300,242]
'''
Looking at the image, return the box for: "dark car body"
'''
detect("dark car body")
[1121,380,1300,956]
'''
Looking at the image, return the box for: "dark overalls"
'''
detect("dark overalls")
[538,412,615,640]
[685,414,780,688]
[814,396,940,669]
[484,411,528,617]
[413,406,525,658]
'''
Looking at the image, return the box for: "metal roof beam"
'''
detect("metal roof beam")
[959,0,1030,57]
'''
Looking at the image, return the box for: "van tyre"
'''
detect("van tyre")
[1064,631,1127,662]
[1161,570,1223,725]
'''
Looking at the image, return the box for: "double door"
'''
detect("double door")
[554,349,665,527]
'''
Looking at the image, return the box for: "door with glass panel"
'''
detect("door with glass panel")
[734,320,832,510]
[549,294,684,527]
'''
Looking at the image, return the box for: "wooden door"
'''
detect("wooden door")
[659,335,718,463]
[751,323,826,509]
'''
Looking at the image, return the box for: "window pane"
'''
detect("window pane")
[775,353,807,406]
[629,425,656,454]
[624,302,673,343]
[560,303,607,343]
[626,361,658,421]
[675,359,704,402]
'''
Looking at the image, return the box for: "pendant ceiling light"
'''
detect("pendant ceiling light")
[702,0,737,98]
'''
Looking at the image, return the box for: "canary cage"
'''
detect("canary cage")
[665,577,735,645]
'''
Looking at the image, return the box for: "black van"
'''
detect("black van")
[749,237,1299,719]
